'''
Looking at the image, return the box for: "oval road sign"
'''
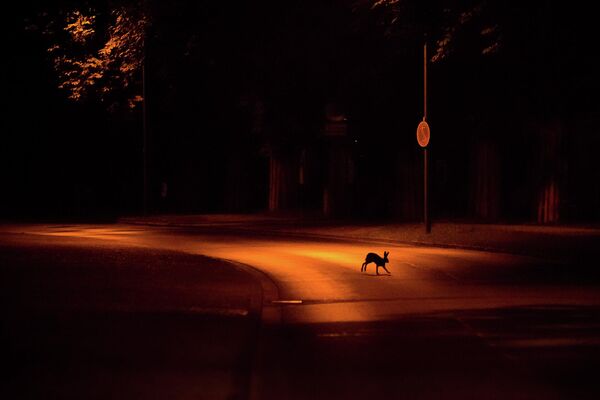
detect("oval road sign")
[417,120,430,148]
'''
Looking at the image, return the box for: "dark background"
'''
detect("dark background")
[3,0,599,223]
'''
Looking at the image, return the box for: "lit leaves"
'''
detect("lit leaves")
[48,6,148,110]
[371,0,401,8]
[431,4,485,63]
[64,11,95,44]
[369,0,502,63]
[480,24,500,55]
[432,3,501,63]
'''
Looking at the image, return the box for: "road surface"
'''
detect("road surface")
[2,223,600,399]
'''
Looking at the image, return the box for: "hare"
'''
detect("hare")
[361,251,390,275]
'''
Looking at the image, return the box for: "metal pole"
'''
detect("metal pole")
[424,42,427,121]
[142,58,148,215]
[423,41,431,233]
[424,147,431,233]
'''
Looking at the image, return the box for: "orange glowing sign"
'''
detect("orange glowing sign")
[417,120,430,148]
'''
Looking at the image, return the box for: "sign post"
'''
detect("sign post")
[417,42,431,233]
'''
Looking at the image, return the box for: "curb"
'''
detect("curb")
[217,262,283,400]
[225,259,282,325]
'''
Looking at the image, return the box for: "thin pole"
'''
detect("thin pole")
[423,41,431,233]
[424,147,431,233]
[424,42,427,121]
[142,58,148,215]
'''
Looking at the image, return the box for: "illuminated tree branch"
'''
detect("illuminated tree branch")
[47,5,148,110]
[369,0,502,63]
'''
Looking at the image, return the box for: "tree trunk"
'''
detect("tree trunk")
[323,142,352,217]
[534,121,563,223]
[470,140,501,221]
[268,150,297,212]
[394,150,421,220]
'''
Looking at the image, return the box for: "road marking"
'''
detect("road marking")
[271,300,303,304]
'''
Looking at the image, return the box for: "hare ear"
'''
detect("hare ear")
[384,251,389,257]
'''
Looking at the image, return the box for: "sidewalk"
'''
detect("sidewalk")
[119,214,600,263]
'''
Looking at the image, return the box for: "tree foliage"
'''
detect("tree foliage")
[39,4,148,111]
[368,0,502,63]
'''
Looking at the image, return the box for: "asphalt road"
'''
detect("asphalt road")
[2,224,600,399]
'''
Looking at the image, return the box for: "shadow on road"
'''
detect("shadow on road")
[255,305,600,400]
[0,236,262,400]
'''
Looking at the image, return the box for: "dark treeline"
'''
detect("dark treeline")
[3,1,599,222]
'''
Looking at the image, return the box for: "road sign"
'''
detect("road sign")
[417,120,430,148]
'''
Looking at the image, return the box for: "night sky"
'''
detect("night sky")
[3,0,600,222]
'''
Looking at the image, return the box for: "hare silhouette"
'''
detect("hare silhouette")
[361,251,390,275]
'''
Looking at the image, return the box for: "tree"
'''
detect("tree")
[367,0,502,63]
[36,2,148,111]
[352,1,507,221]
